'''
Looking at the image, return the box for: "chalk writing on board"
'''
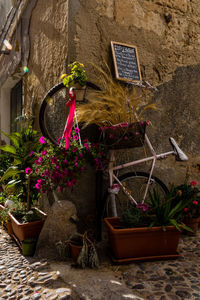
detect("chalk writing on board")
[111,42,141,82]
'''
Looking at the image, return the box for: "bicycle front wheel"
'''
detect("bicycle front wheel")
[105,171,168,217]
[39,82,100,144]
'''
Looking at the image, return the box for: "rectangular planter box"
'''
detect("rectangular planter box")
[9,208,47,242]
[104,217,181,260]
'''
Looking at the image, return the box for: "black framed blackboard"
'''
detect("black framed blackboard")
[111,41,142,83]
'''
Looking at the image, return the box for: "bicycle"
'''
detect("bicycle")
[105,131,188,217]
[39,80,189,231]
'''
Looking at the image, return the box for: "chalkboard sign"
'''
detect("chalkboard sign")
[111,41,142,83]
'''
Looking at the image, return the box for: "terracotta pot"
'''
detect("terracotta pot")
[69,242,82,262]
[184,217,200,234]
[6,221,13,235]
[9,208,47,241]
[104,217,181,261]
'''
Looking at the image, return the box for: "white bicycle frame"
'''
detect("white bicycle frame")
[108,133,185,217]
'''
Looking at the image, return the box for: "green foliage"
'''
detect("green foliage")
[121,188,193,232]
[170,181,200,218]
[0,126,44,204]
[148,188,192,231]
[121,206,150,228]
[0,207,10,224]
[0,152,12,178]
[62,62,88,88]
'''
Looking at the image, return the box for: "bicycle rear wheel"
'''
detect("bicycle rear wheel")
[105,171,168,217]
[39,82,100,144]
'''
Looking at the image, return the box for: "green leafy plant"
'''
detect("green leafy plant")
[121,188,193,232]
[0,152,12,178]
[0,126,44,204]
[61,62,88,88]
[170,180,200,219]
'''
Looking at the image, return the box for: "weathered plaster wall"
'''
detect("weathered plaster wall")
[24,0,68,128]
[69,0,200,185]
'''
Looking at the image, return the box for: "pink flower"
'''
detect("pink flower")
[74,135,79,141]
[25,167,32,174]
[135,132,140,136]
[79,153,83,158]
[146,120,150,126]
[35,183,41,190]
[74,127,80,133]
[184,207,189,212]
[193,200,198,205]
[72,147,78,153]
[84,143,89,150]
[109,134,114,139]
[51,156,57,164]
[83,138,88,142]
[58,186,63,192]
[37,179,43,184]
[34,160,41,165]
[80,166,84,172]
[74,162,78,167]
[38,156,43,163]
[40,136,46,144]
[64,160,68,164]
[29,151,34,156]
[67,181,72,187]
[190,181,198,186]
[136,203,149,211]
[42,150,47,156]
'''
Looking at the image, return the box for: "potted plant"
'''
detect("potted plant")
[7,194,46,242]
[171,180,200,234]
[0,126,47,242]
[56,232,99,269]
[32,129,105,195]
[76,64,155,149]
[104,188,192,263]
[61,61,88,100]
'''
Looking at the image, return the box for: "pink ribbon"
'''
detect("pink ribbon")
[64,88,76,149]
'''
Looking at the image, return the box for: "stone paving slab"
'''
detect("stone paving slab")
[1,227,200,300]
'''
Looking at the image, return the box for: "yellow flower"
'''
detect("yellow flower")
[79,63,84,68]
[177,190,182,196]
[60,74,67,79]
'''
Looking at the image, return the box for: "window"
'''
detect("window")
[10,80,22,132]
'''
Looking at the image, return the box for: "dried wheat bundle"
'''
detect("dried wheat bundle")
[76,63,156,127]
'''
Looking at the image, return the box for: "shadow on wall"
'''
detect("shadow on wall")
[145,63,200,156]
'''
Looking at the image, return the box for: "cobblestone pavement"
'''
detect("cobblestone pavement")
[0,227,75,300]
[1,226,200,300]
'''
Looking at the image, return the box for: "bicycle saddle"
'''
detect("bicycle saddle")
[169,137,188,161]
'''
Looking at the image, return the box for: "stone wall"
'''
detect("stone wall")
[68,0,200,185]
[23,0,68,129]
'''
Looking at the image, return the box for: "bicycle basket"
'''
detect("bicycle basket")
[80,122,146,149]
[99,122,146,149]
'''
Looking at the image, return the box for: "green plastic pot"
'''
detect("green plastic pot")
[22,238,37,256]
